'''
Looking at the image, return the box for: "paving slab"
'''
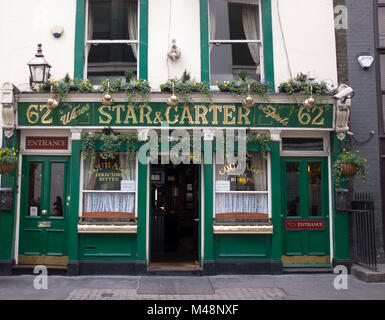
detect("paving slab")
[137,276,214,295]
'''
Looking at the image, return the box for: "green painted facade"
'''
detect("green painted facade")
[0,0,351,275]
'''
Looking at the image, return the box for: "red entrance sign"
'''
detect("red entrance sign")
[285,219,325,230]
[26,136,68,150]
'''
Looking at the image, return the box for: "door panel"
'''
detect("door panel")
[281,157,330,266]
[19,156,70,265]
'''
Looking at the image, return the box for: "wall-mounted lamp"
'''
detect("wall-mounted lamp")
[27,44,52,90]
[167,39,181,62]
[102,82,113,106]
[167,83,178,107]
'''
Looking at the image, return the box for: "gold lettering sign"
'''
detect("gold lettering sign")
[258,104,289,126]
[22,102,329,128]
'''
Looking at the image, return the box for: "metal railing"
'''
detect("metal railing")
[351,193,377,271]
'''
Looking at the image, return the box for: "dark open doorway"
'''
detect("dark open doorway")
[150,163,199,266]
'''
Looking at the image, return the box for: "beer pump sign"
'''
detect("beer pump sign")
[18,102,333,128]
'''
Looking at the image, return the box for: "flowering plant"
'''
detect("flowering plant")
[332,149,369,186]
[74,78,94,92]
[0,147,18,163]
[216,71,269,95]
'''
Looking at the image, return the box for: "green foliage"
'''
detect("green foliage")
[216,71,269,96]
[278,73,330,96]
[247,131,271,159]
[0,147,18,163]
[74,78,94,92]
[332,148,369,187]
[81,128,138,161]
[160,69,212,102]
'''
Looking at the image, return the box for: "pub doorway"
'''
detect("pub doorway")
[150,163,200,267]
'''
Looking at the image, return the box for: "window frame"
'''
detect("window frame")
[208,0,265,86]
[74,0,148,81]
[213,151,272,221]
[83,0,140,80]
[79,151,139,224]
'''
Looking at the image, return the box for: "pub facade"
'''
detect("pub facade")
[0,0,352,275]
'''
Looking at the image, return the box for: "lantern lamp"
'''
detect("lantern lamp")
[27,44,52,89]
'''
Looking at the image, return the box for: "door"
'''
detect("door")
[281,157,330,266]
[149,163,200,266]
[18,156,70,265]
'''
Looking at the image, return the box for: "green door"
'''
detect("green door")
[18,156,70,265]
[281,157,330,266]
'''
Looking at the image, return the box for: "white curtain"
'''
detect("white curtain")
[242,4,260,74]
[84,193,135,213]
[215,151,268,214]
[83,152,136,214]
[216,193,268,214]
[209,1,217,54]
[87,7,94,56]
[128,2,138,60]
[250,152,266,190]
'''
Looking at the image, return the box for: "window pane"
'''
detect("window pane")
[380,54,385,90]
[282,138,324,151]
[89,0,137,40]
[210,43,261,84]
[215,152,267,191]
[378,7,385,46]
[50,163,65,217]
[83,152,136,191]
[286,162,300,217]
[28,163,42,216]
[308,163,322,216]
[215,152,268,220]
[209,0,260,41]
[82,152,136,221]
[87,43,137,83]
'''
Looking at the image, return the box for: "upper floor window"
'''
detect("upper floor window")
[85,0,138,83]
[209,0,263,85]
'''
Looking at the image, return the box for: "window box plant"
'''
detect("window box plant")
[160,70,211,102]
[278,73,331,96]
[0,147,18,174]
[216,71,269,95]
[332,149,368,186]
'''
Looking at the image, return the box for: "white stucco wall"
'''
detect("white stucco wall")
[271,0,338,90]
[147,0,201,90]
[0,0,76,92]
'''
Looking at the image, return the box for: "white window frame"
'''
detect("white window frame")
[84,0,140,79]
[79,151,138,223]
[209,0,265,86]
[213,151,271,220]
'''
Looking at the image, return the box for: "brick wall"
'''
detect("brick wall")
[345,0,384,261]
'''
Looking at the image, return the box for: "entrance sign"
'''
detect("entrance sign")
[26,136,68,150]
[18,102,334,128]
[285,219,326,230]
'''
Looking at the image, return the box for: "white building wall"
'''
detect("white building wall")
[0,0,77,92]
[0,0,338,91]
[271,0,338,89]
[147,0,201,89]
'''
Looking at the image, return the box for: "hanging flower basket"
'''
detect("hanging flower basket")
[340,162,358,177]
[0,161,16,174]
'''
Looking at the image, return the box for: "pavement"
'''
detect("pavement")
[0,273,384,300]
